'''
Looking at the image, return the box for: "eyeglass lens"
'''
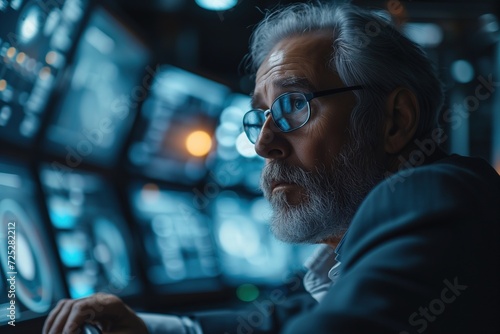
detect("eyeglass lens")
[243,92,310,143]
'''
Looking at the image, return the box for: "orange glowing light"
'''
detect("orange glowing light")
[0,79,6,91]
[186,130,212,157]
[6,47,16,58]
[16,52,26,64]
[386,0,408,26]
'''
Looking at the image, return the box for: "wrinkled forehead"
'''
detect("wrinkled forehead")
[252,32,343,107]
[255,31,334,79]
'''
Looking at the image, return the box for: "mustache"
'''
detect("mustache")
[260,161,313,191]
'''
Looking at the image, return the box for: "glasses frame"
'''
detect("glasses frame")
[243,85,363,143]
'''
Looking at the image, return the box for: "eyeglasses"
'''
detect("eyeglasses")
[243,85,363,144]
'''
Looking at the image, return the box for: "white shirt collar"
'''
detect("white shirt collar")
[302,232,347,302]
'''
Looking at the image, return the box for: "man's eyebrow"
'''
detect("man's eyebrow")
[250,93,262,110]
[250,77,316,109]
[276,77,316,91]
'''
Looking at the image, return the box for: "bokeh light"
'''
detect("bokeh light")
[186,130,212,157]
[236,283,260,302]
[451,59,474,83]
[45,51,58,65]
[195,0,238,11]
[16,52,26,64]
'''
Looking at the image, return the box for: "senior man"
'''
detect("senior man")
[43,2,500,334]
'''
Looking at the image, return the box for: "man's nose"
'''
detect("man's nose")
[254,114,289,159]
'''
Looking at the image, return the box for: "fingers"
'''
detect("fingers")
[63,294,122,333]
[62,299,96,333]
[45,298,84,334]
[43,293,114,334]
[43,293,146,334]
[43,298,70,334]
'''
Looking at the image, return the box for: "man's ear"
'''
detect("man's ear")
[383,88,420,154]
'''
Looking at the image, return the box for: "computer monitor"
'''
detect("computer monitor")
[127,65,230,184]
[39,165,142,299]
[43,6,151,167]
[0,158,66,325]
[128,181,221,293]
[0,0,88,147]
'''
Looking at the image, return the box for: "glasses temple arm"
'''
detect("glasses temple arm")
[310,85,364,99]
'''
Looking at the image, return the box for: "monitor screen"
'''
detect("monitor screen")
[0,159,66,325]
[0,0,88,147]
[43,6,151,167]
[39,165,141,299]
[129,181,221,293]
[127,65,230,184]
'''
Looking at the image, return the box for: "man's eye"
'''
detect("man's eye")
[293,99,307,111]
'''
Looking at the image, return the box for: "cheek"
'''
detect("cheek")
[297,111,350,170]
[294,126,344,171]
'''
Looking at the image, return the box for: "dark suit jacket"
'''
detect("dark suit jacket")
[195,154,500,334]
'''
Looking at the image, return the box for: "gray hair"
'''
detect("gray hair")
[246,2,444,148]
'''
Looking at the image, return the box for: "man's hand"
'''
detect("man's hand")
[42,293,148,334]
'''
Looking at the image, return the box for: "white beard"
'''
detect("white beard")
[260,140,384,244]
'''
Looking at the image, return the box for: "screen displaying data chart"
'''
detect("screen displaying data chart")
[40,165,142,299]
[129,181,222,293]
[43,6,151,167]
